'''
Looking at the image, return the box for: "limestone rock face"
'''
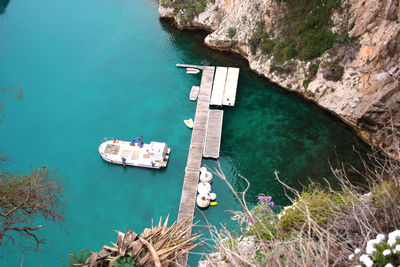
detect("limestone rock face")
[159,0,400,159]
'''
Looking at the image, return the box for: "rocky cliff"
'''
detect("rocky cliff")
[159,0,400,159]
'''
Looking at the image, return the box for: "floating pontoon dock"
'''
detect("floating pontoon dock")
[175,63,239,266]
[209,66,240,106]
[203,109,224,158]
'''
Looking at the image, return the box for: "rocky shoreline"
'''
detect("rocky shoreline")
[159,0,400,159]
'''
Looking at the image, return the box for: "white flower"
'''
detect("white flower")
[277,214,282,220]
[364,258,373,267]
[366,239,379,255]
[376,234,386,242]
[359,254,369,262]
[384,264,394,267]
[359,254,373,267]
[395,244,400,253]
[354,248,361,254]
[383,249,392,256]
[388,230,400,247]
[348,253,354,260]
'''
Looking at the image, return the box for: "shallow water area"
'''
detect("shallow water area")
[0,0,369,266]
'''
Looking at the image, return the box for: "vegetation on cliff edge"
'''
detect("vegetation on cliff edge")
[160,0,208,24]
[204,148,400,266]
[249,0,344,62]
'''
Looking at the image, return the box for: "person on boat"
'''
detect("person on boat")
[121,157,126,166]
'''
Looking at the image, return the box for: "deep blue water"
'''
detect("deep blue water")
[0,0,369,265]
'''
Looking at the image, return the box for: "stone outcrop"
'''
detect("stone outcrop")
[159,0,400,159]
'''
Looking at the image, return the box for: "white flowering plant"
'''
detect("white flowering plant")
[349,230,400,267]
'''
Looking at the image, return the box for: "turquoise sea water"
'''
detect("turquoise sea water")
[0,0,369,265]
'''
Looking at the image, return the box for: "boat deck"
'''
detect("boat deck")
[98,140,169,168]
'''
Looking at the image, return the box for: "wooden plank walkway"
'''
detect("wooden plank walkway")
[222,67,240,106]
[210,67,228,106]
[203,109,224,158]
[177,66,215,266]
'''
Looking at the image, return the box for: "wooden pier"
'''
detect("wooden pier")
[176,63,239,266]
[176,66,214,266]
[177,66,214,221]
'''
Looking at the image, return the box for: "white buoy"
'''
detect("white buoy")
[200,166,207,173]
[200,171,213,183]
[197,182,211,194]
[196,193,210,208]
[209,192,217,201]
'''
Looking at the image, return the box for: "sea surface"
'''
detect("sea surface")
[0,0,369,265]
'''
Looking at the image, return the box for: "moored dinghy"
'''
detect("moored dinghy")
[186,68,200,74]
[184,118,194,128]
[200,171,213,183]
[196,193,210,208]
[197,182,211,194]
[189,86,200,101]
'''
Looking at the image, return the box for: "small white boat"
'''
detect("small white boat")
[196,193,210,208]
[184,118,194,129]
[200,171,213,183]
[198,182,211,194]
[98,137,170,169]
[189,86,199,101]
[186,68,200,74]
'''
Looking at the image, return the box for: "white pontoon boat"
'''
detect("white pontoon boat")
[98,137,170,169]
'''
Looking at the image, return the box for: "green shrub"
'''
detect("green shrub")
[303,79,311,89]
[283,44,296,60]
[278,186,349,232]
[260,38,275,54]
[62,249,90,267]
[309,63,319,78]
[180,11,192,25]
[272,43,285,63]
[228,27,237,38]
[162,0,208,16]
[298,29,337,60]
[194,0,207,14]
[277,0,341,60]
[113,257,140,267]
[248,20,266,55]
[248,195,278,240]
[248,36,260,55]
[372,180,400,209]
